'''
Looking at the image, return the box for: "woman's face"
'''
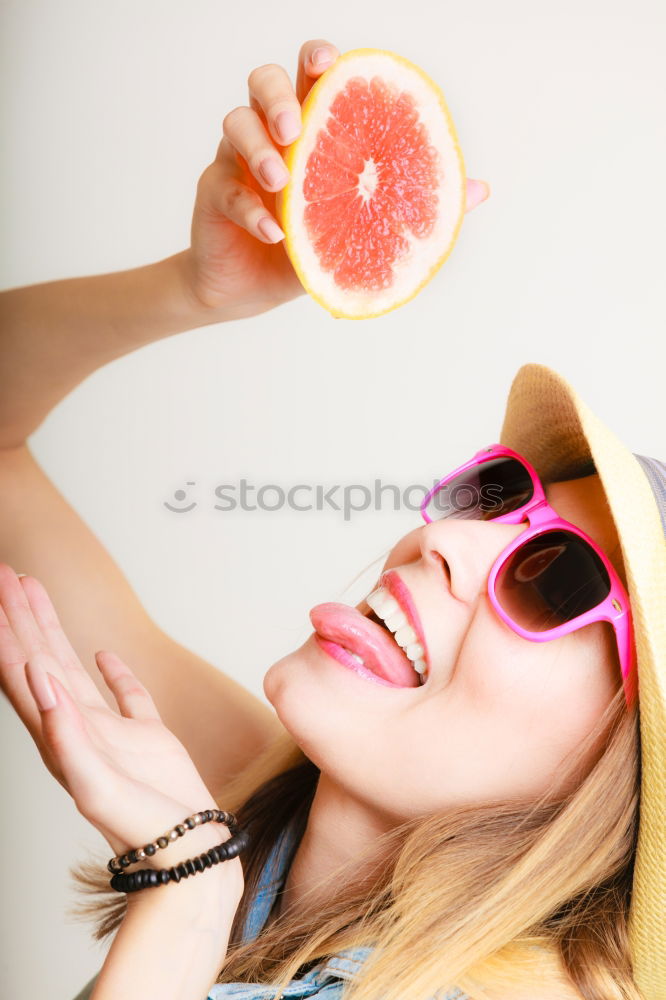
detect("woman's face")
[263,471,625,826]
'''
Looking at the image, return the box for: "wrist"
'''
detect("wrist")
[96,820,242,1000]
[112,803,245,910]
[161,249,232,330]
[138,816,230,871]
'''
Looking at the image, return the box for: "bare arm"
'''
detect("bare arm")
[90,820,244,1000]
[93,881,238,1000]
[0,251,225,449]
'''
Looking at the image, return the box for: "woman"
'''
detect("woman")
[0,38,664,1000]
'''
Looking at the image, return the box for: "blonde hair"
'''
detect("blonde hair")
[67,541,642,1000]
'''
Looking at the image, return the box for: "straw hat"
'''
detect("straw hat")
[498,362,666,1000]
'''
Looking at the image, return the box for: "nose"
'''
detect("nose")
[417,517,527,605]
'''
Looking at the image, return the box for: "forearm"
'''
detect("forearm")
[91,817,243,1000]
[0,250,224,448]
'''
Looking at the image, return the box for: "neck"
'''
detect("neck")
[271,770,394,923]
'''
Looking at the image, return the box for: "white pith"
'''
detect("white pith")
[286,50,466,318]
[345,585,429,685]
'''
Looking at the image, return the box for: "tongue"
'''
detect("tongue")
[309,602,420,687]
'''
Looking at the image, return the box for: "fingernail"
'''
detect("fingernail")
[275,110,300,145]
[311,47,333,67]
[17,573,27,578]
[26,659,57,711]
[482,182,491,201]
[259,156,290,188]
[257,216,286,243]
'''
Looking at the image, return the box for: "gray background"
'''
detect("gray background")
[1,1,665,996]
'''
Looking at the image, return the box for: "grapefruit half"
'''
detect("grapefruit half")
[275,48,467,320]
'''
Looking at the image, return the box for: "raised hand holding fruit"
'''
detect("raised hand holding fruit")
[185,39,490,319]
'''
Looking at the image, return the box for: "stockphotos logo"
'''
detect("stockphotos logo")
[163,478,506,522]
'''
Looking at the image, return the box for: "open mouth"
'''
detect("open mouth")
[357,571,430,685]
[365,609,425,686]
[309,572,430,689]
[361,601,428,685]
[309,601,425,687]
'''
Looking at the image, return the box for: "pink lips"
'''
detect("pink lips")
[309,603,420,688]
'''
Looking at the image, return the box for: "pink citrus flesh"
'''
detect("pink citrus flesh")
[276,48,467,319]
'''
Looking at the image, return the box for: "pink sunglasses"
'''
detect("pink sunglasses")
[420,444,637,708]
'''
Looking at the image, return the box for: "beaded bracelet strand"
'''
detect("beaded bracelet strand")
[106,809,250,894]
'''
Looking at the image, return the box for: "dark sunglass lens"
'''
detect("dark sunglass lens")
[425,457,534,521]
[495,530,611,632]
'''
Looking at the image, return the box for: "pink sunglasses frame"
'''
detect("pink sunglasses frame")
[420,444,637,708]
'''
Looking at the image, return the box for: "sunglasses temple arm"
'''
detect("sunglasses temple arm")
[615,612,637,708]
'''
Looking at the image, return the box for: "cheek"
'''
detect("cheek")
[438,618,615,792]
[454,602,610,722]
[395,618,594,805]
[449,602,549,711]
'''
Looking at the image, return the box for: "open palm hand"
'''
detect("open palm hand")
[0,564,221,861]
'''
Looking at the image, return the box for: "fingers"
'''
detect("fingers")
[222,107,291,195]
[0,563,52,665]
[295,39,340,104]
[198,154,286,244]
[18,574,108,707]
[24,653,57,711]
[94,649,162,722]
[0,568,58,741]
[0,564,110,762]
[247,63,301,148]
[244,40,340,143]
[0,565,106,710]
[219,40,341,201]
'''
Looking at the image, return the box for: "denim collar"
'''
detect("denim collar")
[240,815,300,946]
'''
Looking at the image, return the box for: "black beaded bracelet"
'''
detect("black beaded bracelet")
[107,809,249,893]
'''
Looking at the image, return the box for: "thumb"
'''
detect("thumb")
[94,649,162,722]
[465,178,491,213]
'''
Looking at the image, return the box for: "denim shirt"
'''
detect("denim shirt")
[72,817,468,1000]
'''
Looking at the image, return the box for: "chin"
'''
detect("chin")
[263,641,307,701]
[262,639,350,767]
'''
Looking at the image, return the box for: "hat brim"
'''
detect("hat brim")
[499,362,666,999]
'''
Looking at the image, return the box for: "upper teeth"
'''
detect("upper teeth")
[364,586,428,683]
